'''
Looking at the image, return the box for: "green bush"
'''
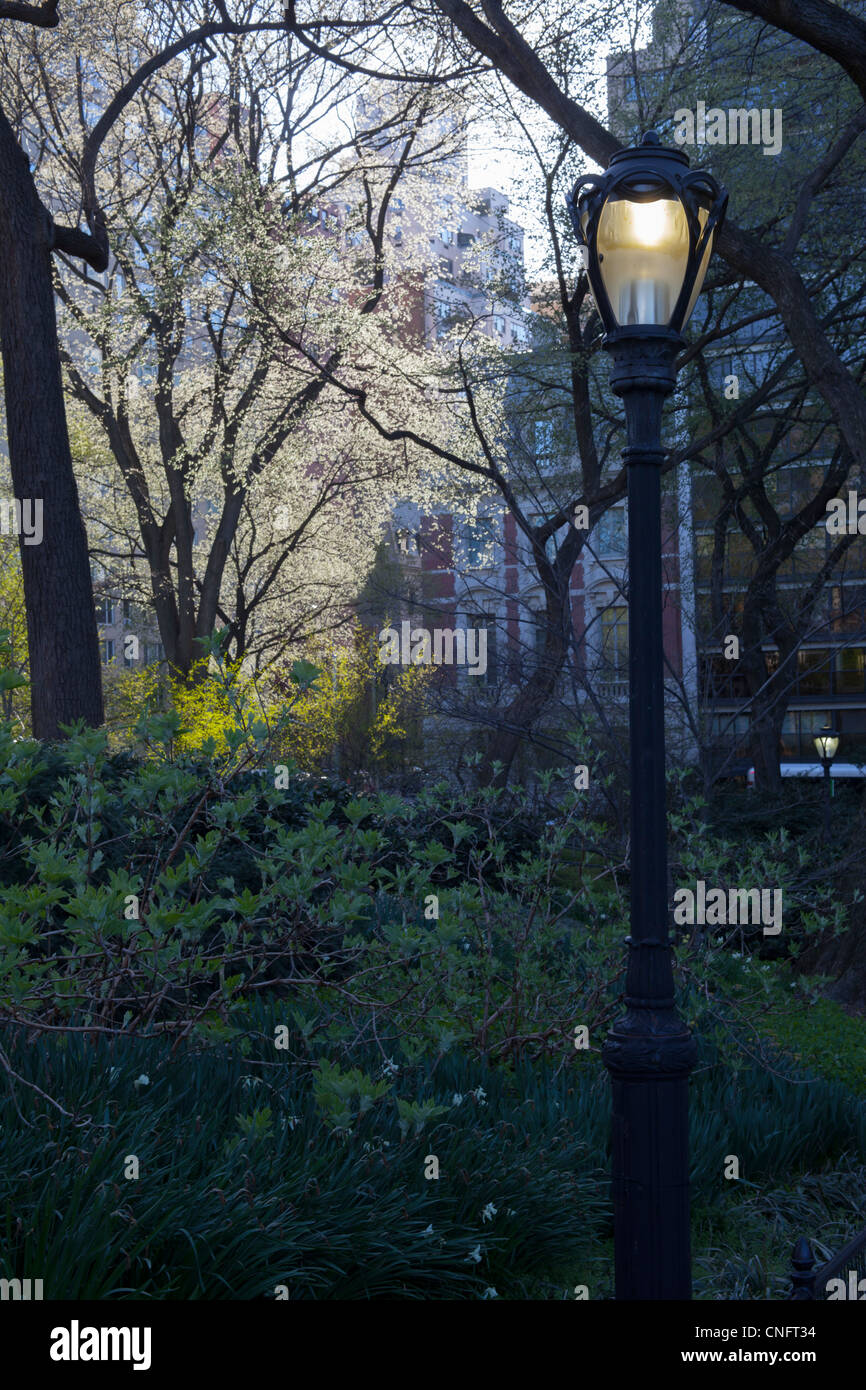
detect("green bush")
[0,718,628,1063]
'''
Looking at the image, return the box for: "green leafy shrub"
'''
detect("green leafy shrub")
[0,712,628,1061]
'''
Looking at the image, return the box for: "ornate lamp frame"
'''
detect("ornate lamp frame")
[565,130,728,338]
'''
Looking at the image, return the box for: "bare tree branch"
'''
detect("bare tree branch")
[0,0,58,28]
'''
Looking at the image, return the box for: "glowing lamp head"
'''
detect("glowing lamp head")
[568,131,727,336]
[814,725,840,763]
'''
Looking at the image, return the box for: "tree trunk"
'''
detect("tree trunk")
[0,108,103,738]
[800,914,866,1013]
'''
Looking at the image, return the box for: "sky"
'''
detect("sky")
[464,8,645,278]
[278,1,646,281]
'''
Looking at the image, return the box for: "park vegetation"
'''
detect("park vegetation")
[1,0,866,1298]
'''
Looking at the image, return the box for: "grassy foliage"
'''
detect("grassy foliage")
[692,1161,866,1300]
[0,1026,607,1300]
[2,1013,865,1298]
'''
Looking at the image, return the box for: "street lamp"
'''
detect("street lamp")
[567,132,727,1301]
[814,722,839,843]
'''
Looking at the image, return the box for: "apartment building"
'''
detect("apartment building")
[337,86,706,780]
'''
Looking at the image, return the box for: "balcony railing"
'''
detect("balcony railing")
[595,677,629,700]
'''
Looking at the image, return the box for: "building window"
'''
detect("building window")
[460,517,495,568]
[535,419,554,460]
[394,527,418,556]
[468,613,496,686]
[835,647,865,694]
[97,597,114,625]
[440,226,454,245]
[494,314,506,335]
[707,347,779,394]
[100,639,115,665]
[594,506,627,556]
[710,712,751,753]
[622,71,639,103]
[797,648,831,695]
[700,653,750,700]
[600,604,629,676]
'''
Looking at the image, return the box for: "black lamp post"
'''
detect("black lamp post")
[567,132,727,1300]
[814,723,839,843]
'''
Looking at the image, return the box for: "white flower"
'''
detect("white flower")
[285,1115,299,1130]
[452,1092,464,1106]
[133,1074,150,1088]
[481,1202,498,1223]
[421,1224,434,1237]
[464,1244,482,1264]
[471,1086,487,1105]
[481,1287,498,1299]
[379,1057,400,1078]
